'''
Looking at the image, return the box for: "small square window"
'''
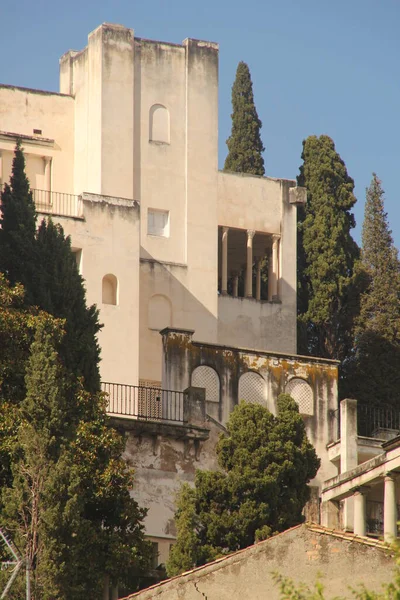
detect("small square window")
[148,209,169,237]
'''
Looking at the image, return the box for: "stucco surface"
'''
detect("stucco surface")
[124,524,395,600]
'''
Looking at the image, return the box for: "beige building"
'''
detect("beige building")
[3,22,384,591]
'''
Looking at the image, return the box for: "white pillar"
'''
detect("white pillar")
[340,399,358,531]
[353,489,367,537]
[384,474,397,542]
[221,227,229,295]
[43,156,52,204]
[232,271,239,298]
[255,259,261,301]
[246,230,255,298]
[269,234,280,300]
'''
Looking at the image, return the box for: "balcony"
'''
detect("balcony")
[102,382,187,424]
[32,189,83,219]
[101,382,210,442]
[357,403,400,439]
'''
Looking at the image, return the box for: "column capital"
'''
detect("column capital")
[272,233,281,243]
[247,229,256,240]
[384,472,397,482]
[222,226,229,235]
[42,155,52,165]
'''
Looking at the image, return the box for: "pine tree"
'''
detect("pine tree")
[34,218,101,392]
[0,140,37,304]
[1,324,150,599]
[297,135,361,362]
[167,396,319,576]
[346,175,400,406]
[224,61,265,176]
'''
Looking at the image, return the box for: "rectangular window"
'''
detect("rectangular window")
[148,209,169,237]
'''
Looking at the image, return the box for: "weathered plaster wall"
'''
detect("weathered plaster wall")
[125,524,394,600]
[217,174,299,354]
[217,295,295,354]
[53,193,140,385]
[0,85,74,192]
[161,329,339,486]
[123,419,220,564]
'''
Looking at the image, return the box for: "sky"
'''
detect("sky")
[1,0,399,247]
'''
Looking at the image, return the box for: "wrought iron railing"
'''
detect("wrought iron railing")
[357,403,400,438]
[32,189,83,218]
[101,382,187,424]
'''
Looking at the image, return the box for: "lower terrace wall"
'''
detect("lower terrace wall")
[125,524,395,600]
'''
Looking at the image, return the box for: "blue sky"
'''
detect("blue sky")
[1,0,399,247]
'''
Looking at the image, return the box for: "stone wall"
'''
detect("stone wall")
[123,524,395,600]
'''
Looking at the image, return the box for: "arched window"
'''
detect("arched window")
[238,372,268,407]
[149,104,170,144]
[191,366,220,404]
[102,274,118,305]
[148,294,172,330]
[285,378,314,415]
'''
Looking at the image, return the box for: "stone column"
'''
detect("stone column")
[232,271,239,298]
[269,234,280,300]
[340,399,358,531]
[221,227,229,295]
[43,156,52,204]
[255,259,261,301]
[353,489,367,537]
[246,230,255,298]
[384,474,397,542]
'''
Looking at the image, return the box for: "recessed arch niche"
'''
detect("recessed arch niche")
[149,104,170,144]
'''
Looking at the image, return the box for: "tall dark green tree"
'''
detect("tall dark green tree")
[0,142,101,392]
[224,61,265,176]
[34,218,101,392]
[167,396,319,576]
[0,140,37,304]
[1,324,150,599]
[346,175,400,406]
[297,135,361,363]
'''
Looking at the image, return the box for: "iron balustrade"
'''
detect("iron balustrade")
[357,403,400,438]
[32,189,83,218]
[101,382,187,423]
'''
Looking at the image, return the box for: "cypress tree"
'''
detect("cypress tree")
[0,142,101,392]
[0,140,37,304]
[224,61,265,176]
[34,218,101,392]
[347,175,400,406]
[297,135,361,362]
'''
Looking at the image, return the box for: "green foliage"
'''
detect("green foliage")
[297,135,362,365]
[1,325,150,599]
[0,140,37,305]
[0,274,60,488]
[167,396,320,577]
[34,218,101,392]
[345,175,400,406]
[0,142,101,392]
[224,61,265,176]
